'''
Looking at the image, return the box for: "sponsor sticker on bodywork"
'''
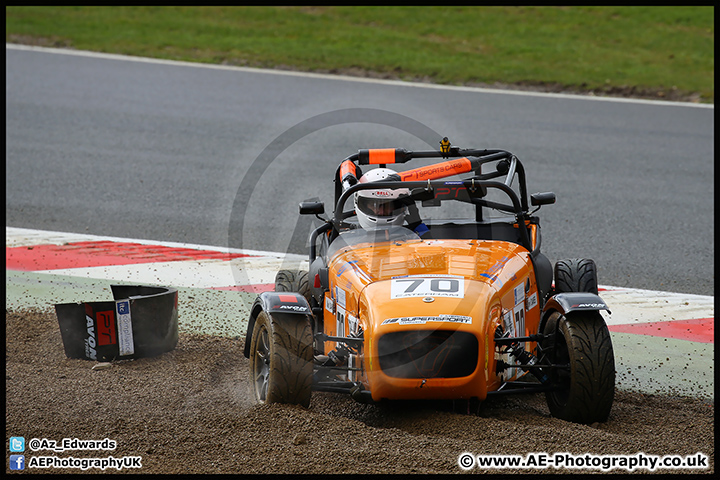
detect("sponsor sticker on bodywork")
[336,306,346,337]
[513,303,525,337]
[526,292,538,311]
[514,282,525,306]
[335,287,347,308]
[382,314,472,325]
[325,295,335,314]
[347,313,359,335]
[503,310,515,337]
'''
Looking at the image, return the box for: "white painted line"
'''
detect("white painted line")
[599,286,714,326]
[34,257,306,289]
[5,226,306,261]
[6,43,713,109]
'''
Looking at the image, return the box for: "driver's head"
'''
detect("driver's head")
[354,168,409,230]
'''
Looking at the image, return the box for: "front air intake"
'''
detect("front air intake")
[377,330,478,378]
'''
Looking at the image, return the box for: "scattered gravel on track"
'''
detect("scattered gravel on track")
[6,308,714,474]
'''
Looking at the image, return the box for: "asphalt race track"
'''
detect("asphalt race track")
[5,44,714,296]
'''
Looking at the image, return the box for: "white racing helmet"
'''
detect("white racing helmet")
[354,168,410,230]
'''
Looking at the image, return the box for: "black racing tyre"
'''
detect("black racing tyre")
[554,258,598,294]
[542,311,615,424]
[249,311,313,408]
[275,269,311,302]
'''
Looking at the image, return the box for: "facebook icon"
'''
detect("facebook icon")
[10,454,25,471]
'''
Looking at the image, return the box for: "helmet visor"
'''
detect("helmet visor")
[357,196,405,218]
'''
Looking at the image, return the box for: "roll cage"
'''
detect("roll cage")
[333,146,531,214]
[303,143,556,263]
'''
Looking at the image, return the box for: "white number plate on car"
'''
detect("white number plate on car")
[390,276,465,298]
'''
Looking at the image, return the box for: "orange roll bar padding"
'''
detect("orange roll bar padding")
[339,160,358,180]
[358,148,412,165]
[398,157,473,182]
[367,148,398,164]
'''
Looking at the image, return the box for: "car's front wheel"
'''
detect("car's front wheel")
[554,258,598,294]
[542,311,615,424]
[275,269,311,301]
[249,311,313,408]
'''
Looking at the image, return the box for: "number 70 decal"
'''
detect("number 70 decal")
[390,276,465,298]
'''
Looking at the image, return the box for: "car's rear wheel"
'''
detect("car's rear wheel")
[249,311,313,407]
[542,311,615,424]
[554,258,598,294]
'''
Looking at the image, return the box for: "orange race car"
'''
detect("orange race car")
[243,139,615,424]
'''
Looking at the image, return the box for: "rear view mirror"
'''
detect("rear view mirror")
[299,202,325,215]
[531,192,556,206]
